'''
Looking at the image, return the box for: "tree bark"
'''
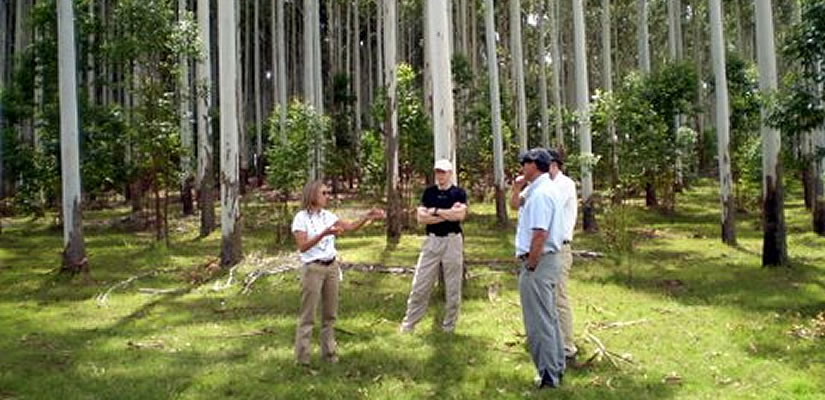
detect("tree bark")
[538,0,549,148]
[510,0,528,153]
[57,0,88,274]
[219,0,243,267]
[550,0,563,148]
[254,0,263,184]
[709,0,736,245]
[180,0,195,216]
[754,0,787,266]
[602,0,618,200]
[485,0,508,226]
[428,0,455,169]
[573,0,595,232]
[384,0,401,245]
[197,0,215,237]
[638,0,650,73]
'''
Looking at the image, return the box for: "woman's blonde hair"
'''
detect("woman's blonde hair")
[300,180,327,211]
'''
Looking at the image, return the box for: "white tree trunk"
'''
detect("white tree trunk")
[550,0,563,148]
[384,0,401,243]
[276,0,287,139]
[485,0,507,224]
[179,0,195,215]
[709,0,736,245]
[197,0,215,237]
[219,0,243,267]
[0,0,5,198]
[87,1,95,105]
[754,0,786,266]
[57,0,87,272]
[638,0,650,73]
[602,0,617,192]
[354,0,362,138]
[573,0,594,231]
[538,0,550,148]
[254,0,263,180]
[377,0,384,88]
[427,0,455,169]
[510,0,528,152]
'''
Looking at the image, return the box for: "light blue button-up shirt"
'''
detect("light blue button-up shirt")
[515,173,566,256]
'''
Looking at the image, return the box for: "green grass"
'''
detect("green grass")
[1,180,824,399]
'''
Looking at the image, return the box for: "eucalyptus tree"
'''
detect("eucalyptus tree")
[638,0,650,73]
[384,0,401,244]
[573,0,595,231]
[602,0,617,192]
[550,0,563,147]
[196,0,215,237]
[709,0,736,245]
[510,0,527,152]
[179,0,194,216]
[57,0,87,273]
[354,0,362,139]
[485,0,507,225]
[537,0,550,148]
[0,0,7,199]
[219,0,243,267]
[427,0,455,167]
[254,0,263,183]
[754,0,787,266]
[274,0,287,139]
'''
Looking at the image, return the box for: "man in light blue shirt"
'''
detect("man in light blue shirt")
[512,148,567,389]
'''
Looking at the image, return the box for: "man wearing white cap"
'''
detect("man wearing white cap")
[400,159,468,333]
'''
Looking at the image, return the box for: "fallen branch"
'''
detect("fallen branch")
[583,331,635,369]
[205,327,276,339]
[340,263,415,274]
[592,318,650,331]
[137,288,188,295]
[212,263,241,292]
[241,264,298,294]
[95,268,180,305]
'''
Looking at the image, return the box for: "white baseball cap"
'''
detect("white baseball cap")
[434,159,453,172]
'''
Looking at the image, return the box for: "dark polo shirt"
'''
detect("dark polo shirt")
[420,184,467,237]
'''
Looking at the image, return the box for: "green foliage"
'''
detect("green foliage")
[266,101,328,197]
[600,62,697,207]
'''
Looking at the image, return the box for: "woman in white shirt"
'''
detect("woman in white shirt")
[292,180,384,365]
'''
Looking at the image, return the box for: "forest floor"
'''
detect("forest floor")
[1,180,824,399]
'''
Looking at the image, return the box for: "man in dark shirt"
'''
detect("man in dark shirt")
[400,159,468,333]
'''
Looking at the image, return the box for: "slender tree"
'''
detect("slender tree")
[57,0,87,273]
[485,0,507,225]
[602,0,618,195]
[550,0,563,148]
[638,0,650,73]
[709,0,736,245]
[428,0,455,167]
[254,0,263,183]
[276,0,287,139]
[0,0,5,200]
[510,0,527,152]
[219,0,243,267]
[538,0,550,148]
[573,0,595,231]
[196,0,215,237]
[754,0,787,266]
[384,0,401,245]
[180,0,195,216]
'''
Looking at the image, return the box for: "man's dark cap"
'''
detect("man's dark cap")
[520,147,553,167]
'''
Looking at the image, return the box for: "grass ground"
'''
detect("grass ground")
[0,180,823,399]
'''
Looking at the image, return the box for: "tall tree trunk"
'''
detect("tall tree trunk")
[573,0,595,232]
[538,0,550,148]
[87,1,95,105]
[669,0,684,192]
[254,0,263,184]
[238,1,249,194]
[219,0,243,267]
[812,62,825,235]
[510,0,527,152]
[0,0,6,199]
[693,0,707,172]
[57,0,88,274]
[354,0,362,146]
[197,0,215,237]
[485,0,508,226]
[428,0,455,169]
[179,0,195,216]
[550,0,563,148]
[709,0,736,245]
[602,0,618,200]
[276,0,287,140]
[754,0,787,266]
[377,0,384,89]
[638,0,650,73]
[384,0,401,245]
[16,0,33,148]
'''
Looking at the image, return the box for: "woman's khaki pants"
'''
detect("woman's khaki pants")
[295,261,339,364]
